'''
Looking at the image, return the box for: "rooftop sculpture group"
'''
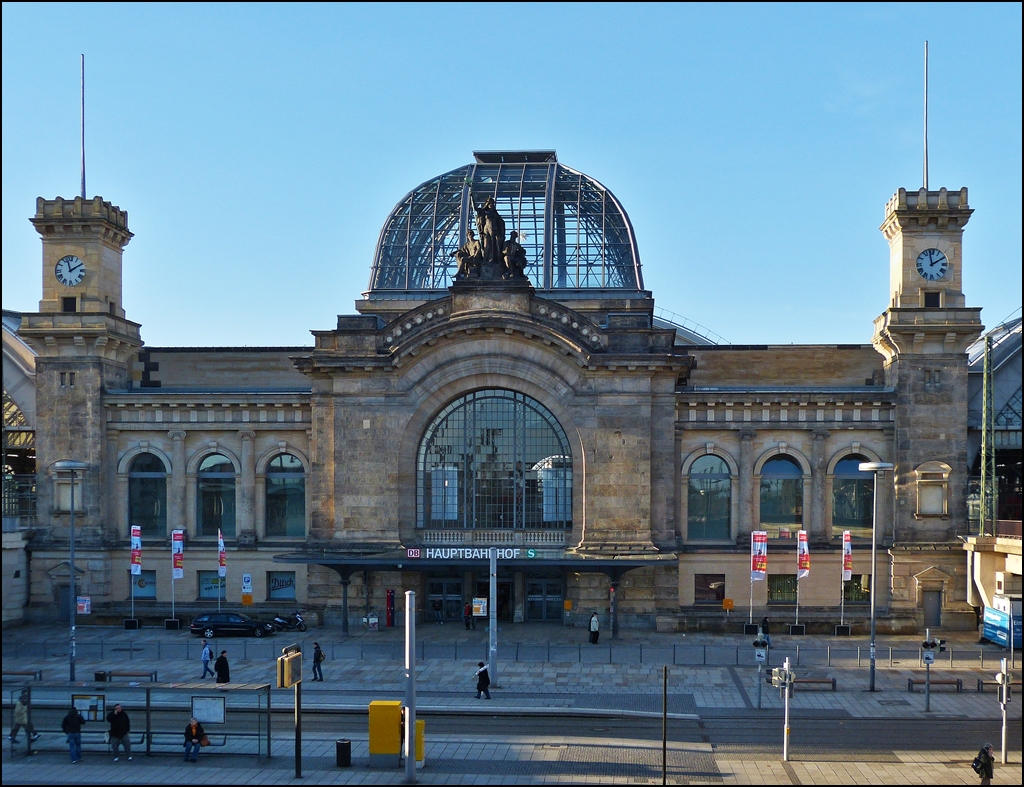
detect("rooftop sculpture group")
[451,196,528,283]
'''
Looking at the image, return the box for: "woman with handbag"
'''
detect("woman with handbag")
[183,717,206,762]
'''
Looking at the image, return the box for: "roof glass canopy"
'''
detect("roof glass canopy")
[367,151,643,298]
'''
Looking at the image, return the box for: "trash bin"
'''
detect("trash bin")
[336,738,351,767]
[94,671,107,682]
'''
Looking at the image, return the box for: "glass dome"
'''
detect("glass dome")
[368,151,643,298]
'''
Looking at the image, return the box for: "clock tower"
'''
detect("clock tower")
[18,195,143,542]
[872,186,984,626]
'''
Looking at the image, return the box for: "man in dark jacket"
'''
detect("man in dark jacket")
[475,662,491,700]
[214,650,230,683]
[61,704,86,763]
[106,702,132,761]
[976,742,995,785]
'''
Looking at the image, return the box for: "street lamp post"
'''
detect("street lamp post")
[53,460,89,682]
[859,461,894,692]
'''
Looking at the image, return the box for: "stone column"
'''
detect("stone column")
[238,430,257,546]
[105,430,120,539]
[737,430,756,541]
[810,430,829,543]
[166,431,186,537]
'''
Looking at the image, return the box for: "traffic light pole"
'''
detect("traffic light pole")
[782,657,791,762]
[924,661,931,712]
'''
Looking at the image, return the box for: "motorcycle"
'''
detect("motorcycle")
[272,611,307,632]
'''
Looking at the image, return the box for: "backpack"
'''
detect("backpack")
[971,755,983,774]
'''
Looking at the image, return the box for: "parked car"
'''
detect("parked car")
[190,612,277,638]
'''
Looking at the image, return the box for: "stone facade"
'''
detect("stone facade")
[1,160,995,633]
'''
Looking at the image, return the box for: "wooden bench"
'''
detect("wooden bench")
[105,669,158,682]
[793,677,837,691]
[907,678,962,692]
[1,669,43,681]
[977,678,1022,693]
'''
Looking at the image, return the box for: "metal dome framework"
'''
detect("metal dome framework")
[368,151,643,297]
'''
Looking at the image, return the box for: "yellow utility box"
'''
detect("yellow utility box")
[368,700,403,768]
[415,718,425,767]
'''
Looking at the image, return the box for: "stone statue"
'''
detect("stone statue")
[502,231,528,280]
[474,196,506,267]
[451,229,482,279]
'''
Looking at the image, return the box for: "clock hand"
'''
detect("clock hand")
[69,262,83,272]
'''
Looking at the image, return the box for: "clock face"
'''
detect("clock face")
[55,255,86,286]
[915,248,948,281]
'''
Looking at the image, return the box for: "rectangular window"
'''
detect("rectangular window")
[923,291,941,307]
[62,296,77,313]
[197,571,226,600]
[843,574,871,604]
[687,477,731,540]
[267,571,296,600]
[131,569,157,599]
[767,574,797,604]
[429,465,459,522]
[694,574,726,604]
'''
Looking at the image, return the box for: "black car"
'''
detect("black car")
[190,612,276,638]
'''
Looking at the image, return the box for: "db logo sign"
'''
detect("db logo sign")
[406,548,421,559]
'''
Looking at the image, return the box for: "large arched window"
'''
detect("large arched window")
[687,455,731,540]
[759,456,803,539]
[129,453,167,537]
[265,453,305,537]
[416,389,572,529]
[832,456,873,539]
[197,454,235,537]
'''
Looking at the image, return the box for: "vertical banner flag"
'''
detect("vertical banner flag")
[842,530,853,581]
[797,530,810,579]
[130,525,142,575]
[750,531,768,581]
[218,528,227,577]
[171,529,184,579]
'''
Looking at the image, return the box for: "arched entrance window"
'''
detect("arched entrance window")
[129,453,167,536]
[197,454,235,537]
[759,456,803,539]
[832,455,873,539]
[687,455,731,540]
[265,453,305,537]
[416,389,572,529]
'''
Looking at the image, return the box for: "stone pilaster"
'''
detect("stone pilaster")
[238,430,257,546]
[168,431,187,534]
[737,430,756,542]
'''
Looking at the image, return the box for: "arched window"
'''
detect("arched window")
[265,453,305,537]
[832,456,873,539]
[416,389,572,529]
[759,456,803,539]
[687,455,731,540]
[197,454,235,537]
[129,453,166,537]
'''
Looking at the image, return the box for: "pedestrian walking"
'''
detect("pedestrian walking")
[312,642,325,682]
[105,702,132,761]
[474,662,491,700]
[183,717,206,763]
[760,616,772,648]
[61,704,86,763]
[973,742,995,785]
[8,690,40,744]
[214,650,230,683]
[432,598,443,623]
[200,639,215,678]
[589,612,600,644]
[463,601,474,630]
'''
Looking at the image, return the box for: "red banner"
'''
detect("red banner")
[172,529,184,580]
[130,525,142,576]
[842,530,853,581]
[218,528,227,577]
[797,530,810,579]
[750,531,768,581]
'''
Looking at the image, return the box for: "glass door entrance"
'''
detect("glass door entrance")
[475,579,513,620]
[427,578,463,621]
[526,575,564,620]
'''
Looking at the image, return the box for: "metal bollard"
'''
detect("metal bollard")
[827,646,831,667]
[796,645,800,666]
[857,646,861,667]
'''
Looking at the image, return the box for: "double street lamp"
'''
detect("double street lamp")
[53,460,89,682]
[859,461,894,692]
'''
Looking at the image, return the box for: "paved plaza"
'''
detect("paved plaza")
[2,621,1020,784]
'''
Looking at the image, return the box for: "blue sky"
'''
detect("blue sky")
[2,3,1020,347]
